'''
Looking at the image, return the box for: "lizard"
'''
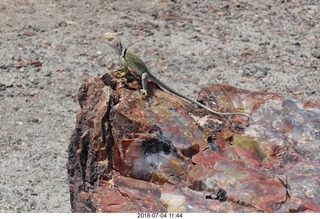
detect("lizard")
[103,32,253,122]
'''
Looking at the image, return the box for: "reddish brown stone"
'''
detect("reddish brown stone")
[67,71,320,212]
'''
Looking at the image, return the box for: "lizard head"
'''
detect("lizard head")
[103,32,123,54]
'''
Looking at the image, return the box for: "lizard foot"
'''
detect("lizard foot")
[116,70,127,78]
[139,89,148,99]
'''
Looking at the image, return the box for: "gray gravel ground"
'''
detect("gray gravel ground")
[0,0,319,212]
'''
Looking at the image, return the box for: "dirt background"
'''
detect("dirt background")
[0,0,319,213]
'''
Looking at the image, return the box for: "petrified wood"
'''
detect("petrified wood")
[67,71,320,212]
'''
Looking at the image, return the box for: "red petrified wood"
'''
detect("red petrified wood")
[67,71,320,212]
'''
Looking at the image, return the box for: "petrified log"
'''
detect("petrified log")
[67,71,320,212]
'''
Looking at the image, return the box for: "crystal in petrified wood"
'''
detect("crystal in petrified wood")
[67,71,320,212]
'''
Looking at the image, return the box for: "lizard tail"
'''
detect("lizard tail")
[148,73,254,122]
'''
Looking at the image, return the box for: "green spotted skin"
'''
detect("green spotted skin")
[122,49,150,76]
[125,50,149,73]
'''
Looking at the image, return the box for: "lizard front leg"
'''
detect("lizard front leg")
[117,56,129,77]
[140,72,149,98]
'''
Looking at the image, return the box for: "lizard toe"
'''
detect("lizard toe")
[116,71,127,77]
[140,89,148,98]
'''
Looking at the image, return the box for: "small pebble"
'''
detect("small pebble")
[29,201,37,209]
[44,71,52,77]
[292,90,303,95]
[16,82,22,87]
[0,83,6,91]
[311,50,320,59]
[19,67,25,72]
[65,20,76,25]
[31,118,40,123]
[306,90,316,95]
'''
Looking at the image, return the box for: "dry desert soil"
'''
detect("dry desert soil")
[0,0,319,212]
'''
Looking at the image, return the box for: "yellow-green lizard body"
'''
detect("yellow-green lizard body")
[104,33,253,122]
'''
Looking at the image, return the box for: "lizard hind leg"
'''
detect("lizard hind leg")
[140,72,149,98]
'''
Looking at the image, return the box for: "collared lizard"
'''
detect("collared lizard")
[103,33,253,122]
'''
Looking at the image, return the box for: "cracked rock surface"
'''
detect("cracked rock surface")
[67,72,320,212]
